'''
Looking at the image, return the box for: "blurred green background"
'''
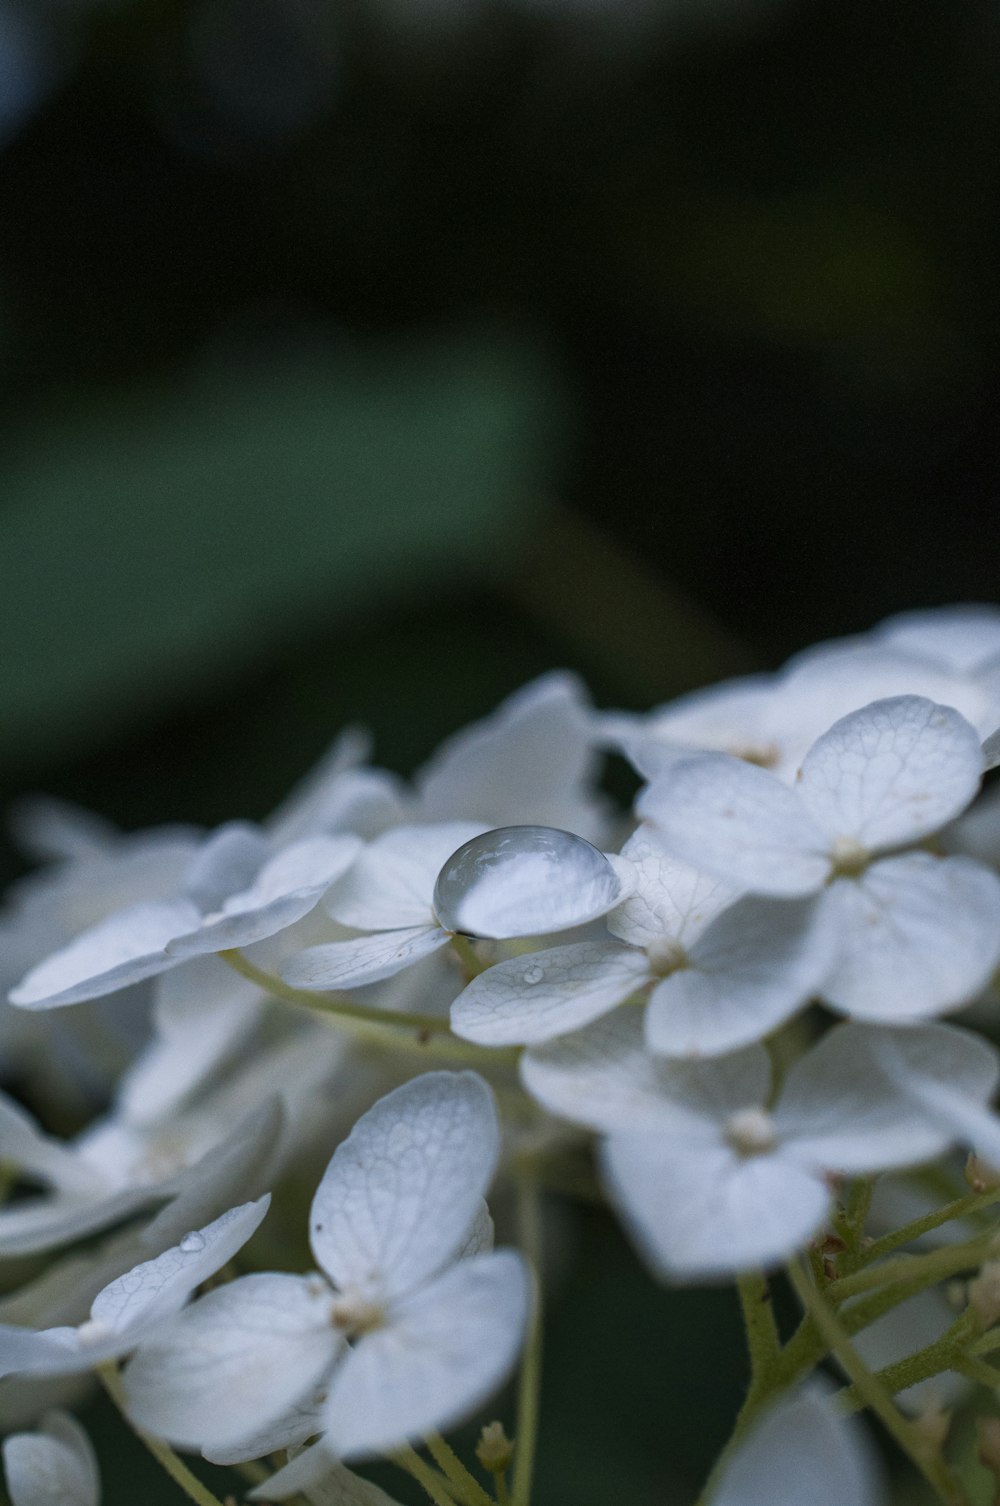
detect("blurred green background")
[0,0,996,1499]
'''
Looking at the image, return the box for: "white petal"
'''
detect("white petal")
[432,827,631,940]
[310,1072,499,1303]
[183,823,269,912]
[118,957,265,1126]
[322,1250,529,1461]
[521,1008,770,1133]
[639,755,829,896]
[712,1386,879,1506]
[776,1021,998,1171]
[415,672,603,837]
[450,942,649,1047]
[607,828,736,949]
[608,675,779,768]
[205,1394,322,1466]
[9,899,197,1008]
[0,1094,106,1197]
[138,1099,284,1250]
[647,895,835,1057]
[876,605,1000,676]
[0,1188,157,1261]
[91,1195,271,1336]
[254,1449,404,1506]
[10,797,118,863]
[796,697,984,850]
[282,926,449,990]
[123,1273,342,1453]
[3,1411,99,1506]
[601,1137,830,1278]
[326,825,484,931]
[821,854,1000,1019]
[984,727,1000,772]
[867,1027,1000,1169]
[168,835,363,957]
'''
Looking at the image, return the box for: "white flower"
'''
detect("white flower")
[521,1010,999,1277]
[873,605,1000,677]
[282,822,632,991]
[9,823,362,1011]
[710,1386,881,1506]
[0,1020,340,1255]
[639,696,1000,1019]
[2,1410,100,1506]
[450,826,834,1053]
[123,1072,529,1464]
[0,1198,269,1379]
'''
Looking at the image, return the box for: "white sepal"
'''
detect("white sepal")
[282,927,449,991]
[450,942,649,1047]
[3,1411,99,1506]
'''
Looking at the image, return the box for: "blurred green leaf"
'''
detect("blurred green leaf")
[0,329,563,766]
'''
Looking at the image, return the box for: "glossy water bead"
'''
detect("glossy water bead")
[432,825,628,940]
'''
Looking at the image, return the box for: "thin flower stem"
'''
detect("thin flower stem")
[736,1271,780,1389]
[857,1187,1000,1267]
[393,1447,466,1506]
[954,1354,1000,1388]
[511,1175,544,1506]
[494,1475,511,1506]
[97,1363,227,1506]
[786,1263,968,1506]
[451,935,488,979]
[426,1434,495,1506]
[826,1233,994,1304]
[220,948,519,1065]
[836,1311,975,1414]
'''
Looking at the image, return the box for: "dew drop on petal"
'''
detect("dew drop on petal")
[179,1230,206,1254]
[524,963,544,984]
[432,825,626,939]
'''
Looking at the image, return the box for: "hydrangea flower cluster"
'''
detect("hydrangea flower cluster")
[5,607,1000,1504]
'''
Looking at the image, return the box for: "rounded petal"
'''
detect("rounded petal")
[866,1026,1000,1169]
[450,942,649,1047]
[310,1072,500,1303]
[821,854,1000,1019]
[168,835,363,958]
[322,1250,529,1461]
[521,1008,770,1134]
[9,899,198,1009]
[326,824,485,932]
[251,1448,404,1505]
[182,824,269,913]
[712,1387,880,1506]
[3,1411,99,1506]
[639,755,829,896]
[123,1273,342,1453]
[432,826,630,940]
[282,926,449,991]
[776,1021,998,1171]
[876,605,1000,676]
[796,696,984,850]
[608,828,736,949]
[647,894,836,1058]
[601,1137,830,1279]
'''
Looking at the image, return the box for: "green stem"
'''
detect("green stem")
[736,1271,780,1389]
[393,1447,465,1506]
[954,1355,1000,1388]
[787,1263,967,1506]
[426,1434,495,1506]
[97,1364,226,1506]
[221,948,519,1065]
[494,1476,511,1506]
[860,1187,1000,1266]
[837,1312,975,1414]
[511,1176,544,1506]
[826,1233,993,1304]
[451,935,488,979]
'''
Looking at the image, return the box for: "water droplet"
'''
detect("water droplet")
[179,1230,206,1254]
[523,963,544,985]
[432,825,625,940]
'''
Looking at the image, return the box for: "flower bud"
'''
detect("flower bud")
[477,1421,514,1475]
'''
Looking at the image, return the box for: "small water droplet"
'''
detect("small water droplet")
[179,1230,206,1254]
[523,963,544,984]
[432,825,624,940]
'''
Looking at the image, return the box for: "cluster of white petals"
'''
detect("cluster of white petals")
[3,607,1000,1501]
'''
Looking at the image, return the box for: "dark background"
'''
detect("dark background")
[0,0,995,1498]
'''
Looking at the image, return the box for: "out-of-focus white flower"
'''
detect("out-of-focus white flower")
[9,824,361,1011]
[2,1410,100,1506]
[522,1011,999,1277]
[0,1198,269,1380]
[450,825,834,1053]
[123,1072,528,1468]
[710,1385,881,1506]
[640,696,1000,1019]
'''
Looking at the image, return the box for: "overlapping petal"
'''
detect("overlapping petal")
[2,1412,99,1506]
[451,942,649,1047]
